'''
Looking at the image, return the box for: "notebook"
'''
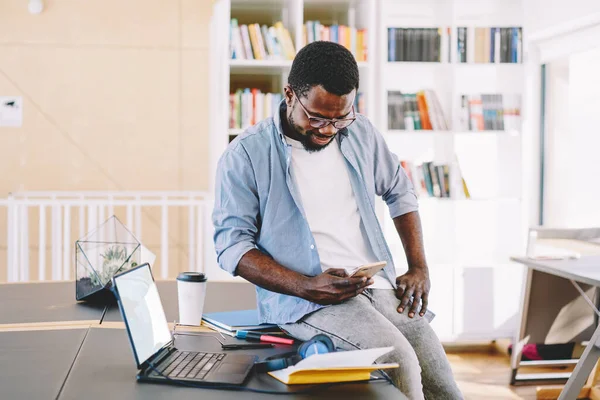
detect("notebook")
[268,346,399,385]
[201,309,278,333]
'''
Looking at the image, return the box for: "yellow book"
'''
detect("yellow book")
[267,346,399,385]
[268,364,399,385]
[356,30,364,61]
[248,24,262,60]
[274,21,296,59]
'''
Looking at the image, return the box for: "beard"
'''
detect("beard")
[287,112,336,153]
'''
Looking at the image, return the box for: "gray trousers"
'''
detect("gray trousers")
[280,289,463,399]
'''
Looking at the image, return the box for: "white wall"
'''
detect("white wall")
[563,48,600,226]
[544,59,571,226]
[544,47,600,227]
[525,0,600,37]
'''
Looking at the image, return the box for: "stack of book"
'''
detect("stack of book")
[304,21,368,62]
[201,309,279,337]
[401,160,470,199]
[459,94,521,132]
[230,89,283,130]
[457,27,523,63]
[230,19,296,61]
[387,28,446,62]
[387,90,448,130]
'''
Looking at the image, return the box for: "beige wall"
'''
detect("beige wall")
[0,0,214,280]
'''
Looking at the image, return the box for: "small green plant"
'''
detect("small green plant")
[90,245,138,286]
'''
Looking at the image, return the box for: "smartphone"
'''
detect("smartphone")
[350,261,387,278]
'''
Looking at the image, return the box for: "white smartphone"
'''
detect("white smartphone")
[350,261,387,278]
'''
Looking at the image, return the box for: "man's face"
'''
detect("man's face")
[284,85,355,152]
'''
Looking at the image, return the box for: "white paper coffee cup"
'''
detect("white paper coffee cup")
[176,272,207,326]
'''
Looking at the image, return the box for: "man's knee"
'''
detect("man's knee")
[387,339,421,373]
[377,335,425,399]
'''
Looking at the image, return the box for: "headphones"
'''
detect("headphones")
[254,334,336,372]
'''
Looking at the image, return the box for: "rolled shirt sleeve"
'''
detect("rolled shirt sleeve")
[212,144,260,276]
[371,124,419,219]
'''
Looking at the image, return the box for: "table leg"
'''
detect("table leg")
[559,321,600,399]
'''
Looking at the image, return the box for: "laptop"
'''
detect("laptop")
[112,263,257,386]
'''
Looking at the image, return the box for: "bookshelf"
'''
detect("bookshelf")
[378,0,527,341]
[209,0,530,341]
[208,0,378,280]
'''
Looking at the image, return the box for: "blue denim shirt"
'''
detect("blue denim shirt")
[212,104,418,325]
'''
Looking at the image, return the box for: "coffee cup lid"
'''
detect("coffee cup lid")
[176,272,207,282]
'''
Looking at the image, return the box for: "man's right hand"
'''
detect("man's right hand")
[302,268,373,305]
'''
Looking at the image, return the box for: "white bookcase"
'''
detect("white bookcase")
[207,0,377,280]
[378,0,529,341]
[209,0,377,190]
[209,0,531,341]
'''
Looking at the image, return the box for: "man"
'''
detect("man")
[213,41,463,399]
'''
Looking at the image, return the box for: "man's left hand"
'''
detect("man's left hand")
[395,268,430,318]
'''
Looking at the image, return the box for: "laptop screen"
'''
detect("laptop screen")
[113,264,172,367]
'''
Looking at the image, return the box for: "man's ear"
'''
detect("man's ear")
[283,86,294,108]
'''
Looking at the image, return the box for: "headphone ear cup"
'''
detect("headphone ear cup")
[253,352,301,372]
[297,334,336,359]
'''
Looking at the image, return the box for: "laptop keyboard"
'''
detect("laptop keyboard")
[151,351,226,381]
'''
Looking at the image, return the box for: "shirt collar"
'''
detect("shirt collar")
[273,100,289,147]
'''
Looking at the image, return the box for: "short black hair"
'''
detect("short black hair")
[288,41,359,99]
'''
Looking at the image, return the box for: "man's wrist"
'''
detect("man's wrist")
[297,275,313,300]
[407,264,428,272]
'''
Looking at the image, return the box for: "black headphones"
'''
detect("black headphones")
[254,334,336,372]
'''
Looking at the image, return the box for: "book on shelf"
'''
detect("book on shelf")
[354,92,366,115]
[387,28,447,62]
[230,19,295,61]
[457,27,522,63]
[387,90,448,130]
[304,21,368,62]
[401,159,470,199]
[230,89,283,130]
[459,94,521,132]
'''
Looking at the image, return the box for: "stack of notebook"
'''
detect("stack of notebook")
[201,309,280,337]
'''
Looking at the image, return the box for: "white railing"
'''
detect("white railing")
[1,191,213,282]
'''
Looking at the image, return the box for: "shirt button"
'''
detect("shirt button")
[310,245,315,250]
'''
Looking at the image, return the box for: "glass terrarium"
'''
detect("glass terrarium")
[76,215,141,303]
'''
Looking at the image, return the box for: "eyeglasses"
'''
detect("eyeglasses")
[293,91,356,130]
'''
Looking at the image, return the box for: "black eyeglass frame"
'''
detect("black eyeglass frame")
[292,90,357,130]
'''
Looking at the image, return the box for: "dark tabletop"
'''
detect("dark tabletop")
[0,328,89,399]
[59,327,400,400]
[0,280,258,326]
[0,281,105,325]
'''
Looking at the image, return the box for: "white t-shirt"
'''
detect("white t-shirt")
[286,136,393,289]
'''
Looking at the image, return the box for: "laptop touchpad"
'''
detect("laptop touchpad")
[215,363,249,374]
